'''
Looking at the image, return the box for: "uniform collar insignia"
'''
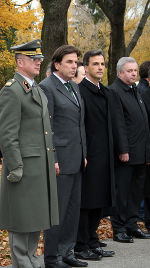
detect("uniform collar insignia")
[23,80,31,91]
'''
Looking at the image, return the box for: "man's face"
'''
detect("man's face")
[17,55,42,80]
[118,62,138,86]
[72,66,86,84]
[55,53,78,81]
[85,55,105,83]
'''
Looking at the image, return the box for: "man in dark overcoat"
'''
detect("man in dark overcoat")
[137,61,150,94]
[74,50,115,261]
[109,57,150,243]
[138,61,150,231]
[39,45,87,268]
[0,40,59,268]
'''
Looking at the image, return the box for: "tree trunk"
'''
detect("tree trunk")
[108,21,126,84]
[95,0,150,85]
[39,0,71,81]
[95,0,126,84]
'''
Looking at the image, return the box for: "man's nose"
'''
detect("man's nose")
[72,63,77,69]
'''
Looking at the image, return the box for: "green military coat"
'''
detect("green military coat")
[0,72,59,232]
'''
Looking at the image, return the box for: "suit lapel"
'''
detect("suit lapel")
[36,86,48,116]
[70,80,82,107]
[52,74,79,107]
[31,83,42,107]
[57,83,79,106]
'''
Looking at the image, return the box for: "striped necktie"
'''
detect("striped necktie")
[64,82,78,105]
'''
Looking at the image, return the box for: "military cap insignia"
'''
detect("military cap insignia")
[23,81,31,91]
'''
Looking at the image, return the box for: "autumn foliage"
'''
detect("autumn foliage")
[0,0,42,89]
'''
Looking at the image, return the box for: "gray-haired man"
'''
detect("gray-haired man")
[109,57,150,242]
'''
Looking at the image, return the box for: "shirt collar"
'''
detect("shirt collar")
[53,72,68,84]
[17,72,34,86]
[85,76,100,88]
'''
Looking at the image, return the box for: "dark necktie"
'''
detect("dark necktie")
[64,82,78,104]
[131,84,137,97]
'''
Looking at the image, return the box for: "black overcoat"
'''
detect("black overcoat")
[140,86,150,197]
[79,78,116,209]
[137,78,150,94]
[109,77,150,165]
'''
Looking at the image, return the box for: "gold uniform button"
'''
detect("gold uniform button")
[52,148,55,152]
[47,147,50,151]
[45,131,48,135]
[50,115,52,118]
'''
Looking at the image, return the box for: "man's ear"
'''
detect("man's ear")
[17,58,24,68]
[84,65,88,74]
[54,62,60,71]
[146,77,150,86]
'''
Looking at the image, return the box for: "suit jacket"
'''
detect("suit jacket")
[79,78,116,208]
[109,77,150,165]
[0,72,59,232]
[39,73,86,174]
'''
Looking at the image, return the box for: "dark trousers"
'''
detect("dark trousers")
[44,172,81,265]
[75,208,102,252]
[144,167,150,229]
[111,164,146,234]
[144,198,150,229]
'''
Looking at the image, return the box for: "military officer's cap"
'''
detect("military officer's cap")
[10,39,44,58]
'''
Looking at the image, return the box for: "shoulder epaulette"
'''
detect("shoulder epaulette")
[5,79,16,87]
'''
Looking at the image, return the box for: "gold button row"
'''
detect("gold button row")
[47,147,55,152]
[45,131,54,135]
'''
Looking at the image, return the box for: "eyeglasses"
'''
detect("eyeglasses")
[18,56,44,63]
[28,57,44,63]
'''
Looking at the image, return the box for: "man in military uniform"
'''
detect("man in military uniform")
[0,40,59,268]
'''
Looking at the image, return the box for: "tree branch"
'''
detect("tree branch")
[15,0,33,7]
[95,0,112,19]
[95,0,126,23]
[126,0,150,55]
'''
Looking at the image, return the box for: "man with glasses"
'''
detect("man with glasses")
[0,39,59,268]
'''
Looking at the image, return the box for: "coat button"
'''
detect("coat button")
[45,131,48,135]
[47,147,50,151]
[50,115,52,118]
[52,148,55,152]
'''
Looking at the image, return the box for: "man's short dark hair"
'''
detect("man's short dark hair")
[51,45,81,72]
[83,50,105,66]
[139,61,150,79]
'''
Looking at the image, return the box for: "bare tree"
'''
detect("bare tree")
[39,0,71,80]
[94,0,150,84]
[81,0,150,84]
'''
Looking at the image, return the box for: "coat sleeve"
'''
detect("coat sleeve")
[0,86,23,171]
[109,89,129,155]
[39,83,58,163]
[80,97,87,158]
[141,90,150,124]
